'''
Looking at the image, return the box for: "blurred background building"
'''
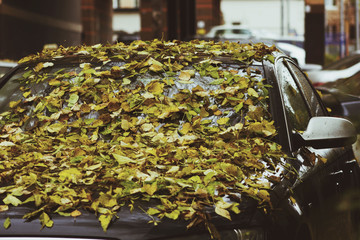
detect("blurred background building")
[0,0,359,66]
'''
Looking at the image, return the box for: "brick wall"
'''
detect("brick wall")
[140,0,197,41]
[81,0,113,45]
[196,0,221,33]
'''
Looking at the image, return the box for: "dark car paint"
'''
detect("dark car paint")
[266,56,360,239]
[0,54,359,240]
[317,87,360,133]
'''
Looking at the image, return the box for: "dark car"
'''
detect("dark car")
[316,73,360,162]
[0,40,359,240]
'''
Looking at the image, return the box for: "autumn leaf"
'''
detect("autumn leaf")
[3,194,22,206]
[146,81,164,95]
[3,217,11,229]
[215,205,231,220]
[3,39,285,235]
[71,210,82,218]
[248,88,259,98]
[99,214,112,232]
[112,153,136,165]
[143,182,157,196]
[0,205,9,212]
[40,212,54,228]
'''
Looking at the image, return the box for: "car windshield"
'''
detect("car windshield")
[0,60,268,125]
[324,53,360,70]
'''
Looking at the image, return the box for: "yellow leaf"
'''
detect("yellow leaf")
[34,62,44,72]
[148,58,164,72]
[112,153,136,165]
[3,217,11,229]
[71,210,82,217]
[3,195,22,206]
[215,205,231,220]
[179,71,191,81]
[40,212,53,228]
[0,205,9,212]
[147,207,160,215]
[143,182,157,196]
[217,117,229,125]
[146,81,164,95]
[46,123,64,133]
[0,141,16,147]
[141,123,154,132]
[165,210,180,220]
[58,168,82,183]
[22,91,32,98]
[248,88,259,98]
[121,119,133,131]
[9,100,21,109]
[257,189,270,202]
[99,214,112,232]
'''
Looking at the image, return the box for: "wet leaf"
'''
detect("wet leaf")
[40,212,53,228]
[3,39,286,236]
[3,217,11,229]
[99,214,112,232]
[3,194,22,206]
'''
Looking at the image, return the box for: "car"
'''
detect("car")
[203,24,257,40]
[0,40,359,240]
[0,60,17,79]
[307,51,360,86]
[316,73,360,161]
[201,24,320,72]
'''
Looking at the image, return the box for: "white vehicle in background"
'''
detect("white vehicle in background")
[202,24,321,71]
[204,24,255,40]
[307,51,360,86]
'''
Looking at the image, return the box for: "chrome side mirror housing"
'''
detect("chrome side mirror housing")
[296,116,357,149]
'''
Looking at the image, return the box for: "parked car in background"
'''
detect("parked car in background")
[201,24,321,71]
[0,60,17,78]
[0,40,359,240]
[316,73,360,161]
[204,24,257,40]
[307,51,360,86]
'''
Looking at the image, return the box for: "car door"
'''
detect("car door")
[274,57,360,240]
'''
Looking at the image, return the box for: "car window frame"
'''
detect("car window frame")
[271,56,328,152]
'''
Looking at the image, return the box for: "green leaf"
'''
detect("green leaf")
[147,207,160,215]
[40,212,53,228]
[99,214,112,232]
[3,217,11,229]
[165,209,180,220]
[143,182,157,196]
[112,153,136,165]
[3,195,22,206]
[215,205,231,221]
[68,93,79,107]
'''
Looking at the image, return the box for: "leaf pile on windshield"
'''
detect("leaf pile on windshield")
[0,39,285,235]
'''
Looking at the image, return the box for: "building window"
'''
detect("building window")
[113,0,139,10]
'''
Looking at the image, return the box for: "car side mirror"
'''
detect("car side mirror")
[295,116,357,149]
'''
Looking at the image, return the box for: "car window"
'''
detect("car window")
[0,61,269,131]
[215,30,225,37]
[287,62,325,116]
[232,29,251,35]
[276,60,311,131]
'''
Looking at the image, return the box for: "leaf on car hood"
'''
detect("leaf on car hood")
[0,39,289,237]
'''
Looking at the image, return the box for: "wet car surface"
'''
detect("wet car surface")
[0,40,359,240]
